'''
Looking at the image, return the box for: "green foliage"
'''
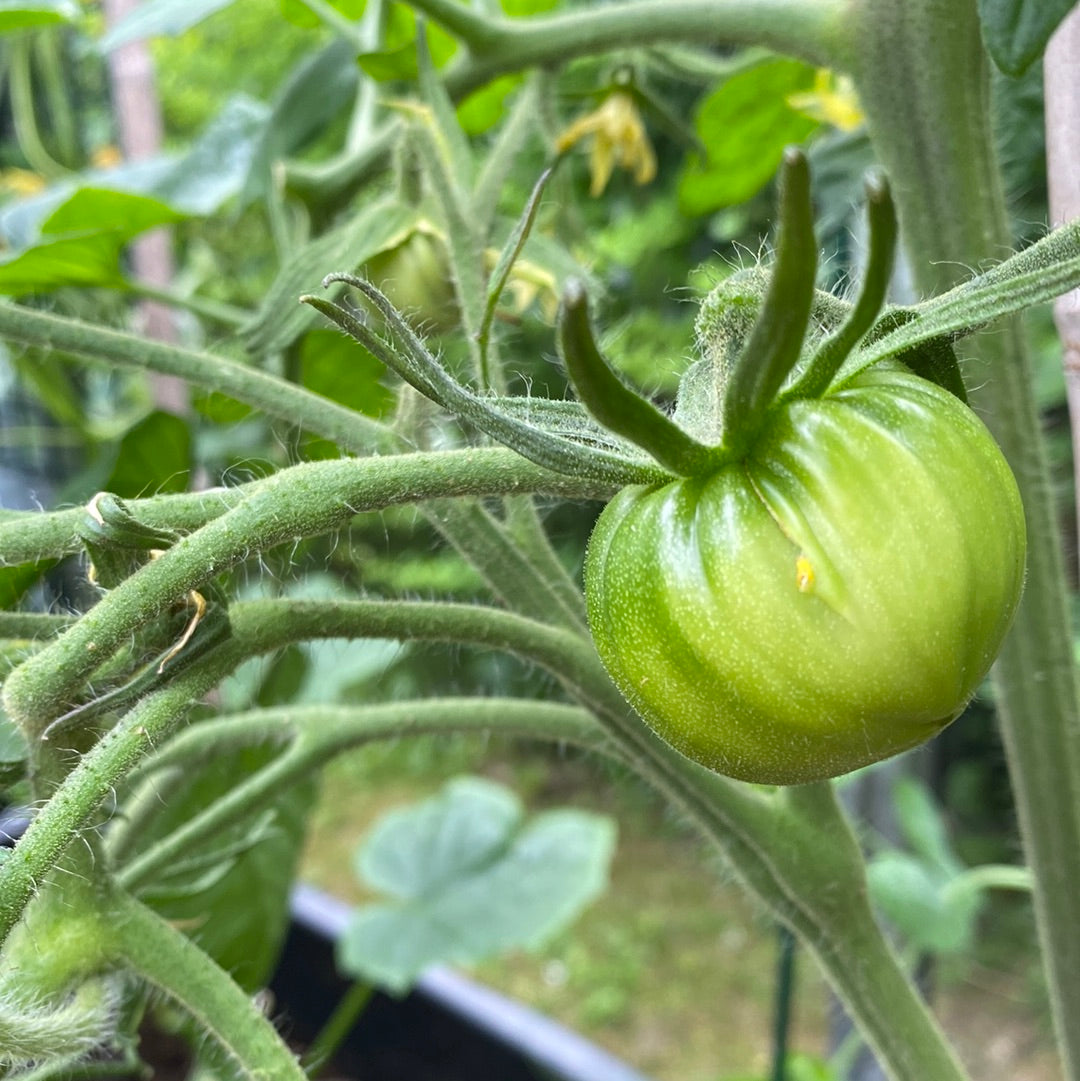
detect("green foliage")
[0,0,75,31]
[678,58,819,214]
[338,776,616,993]
[0,3,1075,1080]
[977,0,1075,76]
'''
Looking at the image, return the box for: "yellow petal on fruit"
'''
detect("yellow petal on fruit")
[796,554,815,593]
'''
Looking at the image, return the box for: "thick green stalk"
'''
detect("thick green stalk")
[844,4,1080,1076]
[418,0,844,96]
[107,891,307,1080]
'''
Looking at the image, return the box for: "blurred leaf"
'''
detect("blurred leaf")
[0,0,76,31]
[148,95,271,214]
[279,0,363,30]
[241,196,418,355]
[339,776,616,993]
[0,186,179,292]
[0,97,269,247]
[43,187,181,237]
[678,58,818,214]
[0,559,56,608]
[99,0,237,51]
[130,743,316,991]
[892,776,960,873]
[866,850,979,956]
[977,0,1073,76]
[356,2,456,81]
[457,75,524,135]
[103,410,192,498]
[239,39,359,204]
[299,329,394,416]
[500,0,559,12]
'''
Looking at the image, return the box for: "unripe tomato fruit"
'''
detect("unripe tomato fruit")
[585,367,1025,785]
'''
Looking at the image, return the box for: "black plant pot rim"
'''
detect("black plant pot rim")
[290,882,654,1081]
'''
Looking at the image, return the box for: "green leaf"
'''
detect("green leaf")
[0,559,56,608]
[239,39,359,204]
[339,776,616,993]
[356,2,456,81]
[4,179,180,291]
[457,74,523,136]
[892,777,960,874]
[977,0,1074,76]
[148,96,271,214]
[129,744,316,991]
[99,0,237,50]
[102,410,192,498]
[501,0,559,13]
[279,0,364,30]
[0,0,76,31]
[299,329,394,418]
[42,188,181,238]
[678,59,819,215]
[866,851,980,956]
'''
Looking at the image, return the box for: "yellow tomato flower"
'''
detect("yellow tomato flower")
[556,91,658,196]
[788,70,864,132]
[0,168,47,196]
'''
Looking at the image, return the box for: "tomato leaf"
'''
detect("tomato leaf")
[102,411,192,498]
[976,0,1074,76]
[678,59,819,215]
[0,0,76,32]
[338,776,615,994]
[99,0,239,51]
[238,39,359,205]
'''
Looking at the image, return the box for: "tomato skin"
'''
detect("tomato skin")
[585,368,1026,785]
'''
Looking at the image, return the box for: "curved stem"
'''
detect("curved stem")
[847,3,1080,1076]
[8,35,69,180]
[422,0,844,98]
[107,891,306,1080]
[2,451,609,740]
[118,698,608,889]
[0,301,395,456]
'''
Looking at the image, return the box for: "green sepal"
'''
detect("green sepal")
[839,215,1080,384]
[558,280,717,477]
[785,171,899,400]
[864,309,967,403]
[720,147,817,455]
[303,278,667,488]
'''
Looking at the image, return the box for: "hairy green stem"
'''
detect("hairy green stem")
[118,697,607,889]
[2,452,606,739]
[415,0,843,97]
[0,612,76,638]
[846,3,1080,1075]
[0,302,395,455]
[107,891,307,1080]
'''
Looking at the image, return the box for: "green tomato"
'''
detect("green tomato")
[585,367,1025,785]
